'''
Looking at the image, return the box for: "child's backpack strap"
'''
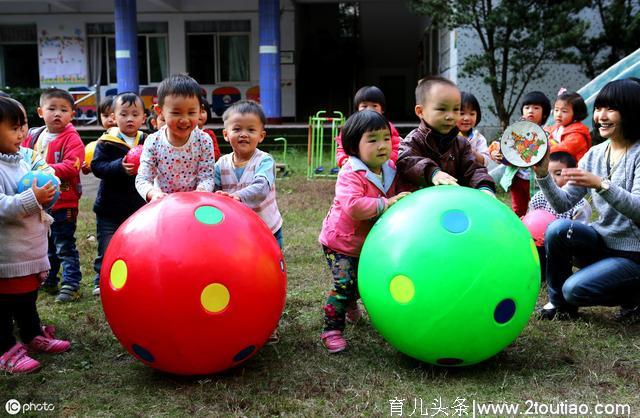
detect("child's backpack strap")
[26,126,46,149]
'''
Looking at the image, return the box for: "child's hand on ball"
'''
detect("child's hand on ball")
[387,191,411,208]
[32,179,56,206]
[432,171,459,186]
[215,190,241,201]
[122,161,136,176]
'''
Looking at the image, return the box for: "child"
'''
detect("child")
[146,107,165,132]
[215,100,283,247]
[534,78,640,320]
[335,86,402,168]
[397,76,495,193]
[457,92,490,166]
[82,97,115,175]
[22,88,84,303]
[0,97,71,374]
[135,74,216,201]
[98,96,116,131]
[528,151,591,222]
[527,151,592,280]
[319,110,410,353]
[91,92,148,296]
[491,91,551,217]
[545,90,591,162]
[198,95,221,161]
[215,100,283,343]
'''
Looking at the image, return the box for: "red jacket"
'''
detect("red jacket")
[545,122,591,162]
[202,128,221,161]
[22,124,84,210]
[335,121,402,168]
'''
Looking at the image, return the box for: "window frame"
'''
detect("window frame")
[87,31,169,86]
[185,28,251,84]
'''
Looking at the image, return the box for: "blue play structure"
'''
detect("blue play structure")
[578,48,640,130]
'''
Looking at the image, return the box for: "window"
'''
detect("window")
[0,25,38,87]
[186,21,250,84]
[87,22,168,86]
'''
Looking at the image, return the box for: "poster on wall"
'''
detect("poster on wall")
[39,28,87,85]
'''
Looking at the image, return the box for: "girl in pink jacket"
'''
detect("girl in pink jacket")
[319,110,410,353]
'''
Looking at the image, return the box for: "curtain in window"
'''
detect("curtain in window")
[226,35,248,82]
[88,37,103,86]
[149,37,168,82]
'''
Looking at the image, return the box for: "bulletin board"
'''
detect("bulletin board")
[39,35,87,85]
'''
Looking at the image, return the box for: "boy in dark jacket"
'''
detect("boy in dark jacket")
[91,92,147,296]
[397,77,495,194]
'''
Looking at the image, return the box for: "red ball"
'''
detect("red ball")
[100,192,286,375]
[124,145,144,174]
[522,209,557,247]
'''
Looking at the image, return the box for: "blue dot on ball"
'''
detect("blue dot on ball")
[441,210,469,234]
[494,299,516,324]
[233,345,255,363]
[132,344,155,362]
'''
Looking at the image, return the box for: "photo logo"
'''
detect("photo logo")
[5,399,21,415]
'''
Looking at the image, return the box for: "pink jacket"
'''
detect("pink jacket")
[319,157,398,257]
[335,121,402,168]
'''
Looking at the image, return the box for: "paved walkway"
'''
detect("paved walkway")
[81,172,99,199]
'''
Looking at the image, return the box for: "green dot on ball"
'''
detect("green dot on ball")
[195,206,224,225]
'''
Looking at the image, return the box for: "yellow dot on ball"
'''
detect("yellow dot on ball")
[201,283,230,313]
[389,275,415,303]
[530,240,540,266]
[110,260,128,290]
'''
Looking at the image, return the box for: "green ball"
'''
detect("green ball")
[358,186,540,366]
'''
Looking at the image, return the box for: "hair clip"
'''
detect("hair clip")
[557,87,567,96]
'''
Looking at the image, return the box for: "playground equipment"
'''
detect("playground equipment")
[577,48,640,130]
[307,110,345,179]
[273,136,290,177]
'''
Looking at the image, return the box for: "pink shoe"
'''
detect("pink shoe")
[321,330,347,353]
[345,302,363,324]
[0,343,41,374]
[28,335,71,354]
[41,325,56,339]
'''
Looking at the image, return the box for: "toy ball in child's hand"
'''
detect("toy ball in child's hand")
[124,145,144,174]
[522,209,557,247]
[100,192,286,375]
[17,170,60,210]
[84,141,98,171]
[358,186,540,366]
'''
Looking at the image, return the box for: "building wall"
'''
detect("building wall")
[0,0,297,117]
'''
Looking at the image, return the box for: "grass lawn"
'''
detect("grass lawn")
[1,148,639,417]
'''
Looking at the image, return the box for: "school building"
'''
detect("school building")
[0,0,591,130]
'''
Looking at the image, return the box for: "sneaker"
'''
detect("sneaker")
[41,325,56,339]
[40,282,59,295]
[92,285,101,297]
[267,328,280,345]
[537,302,579,320]
[345,302,363,324]
[0,343,41,374]
[55,285,80,303]
[28,335,71,354]
[614,304,640,322]
[320,330,347,353]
